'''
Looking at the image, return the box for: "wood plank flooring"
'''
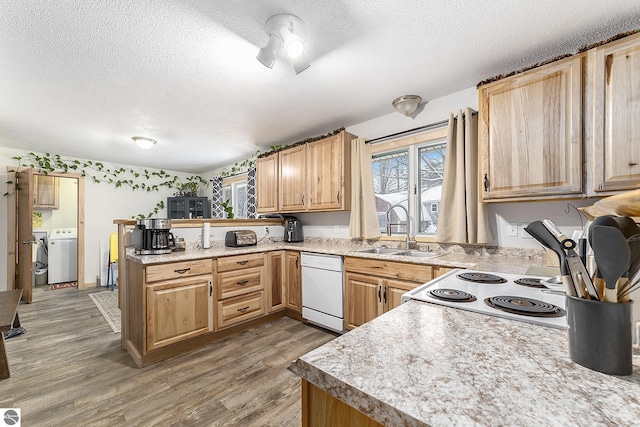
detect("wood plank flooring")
[1,286,337,426]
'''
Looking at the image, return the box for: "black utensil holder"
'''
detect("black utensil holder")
[566,296,633,376]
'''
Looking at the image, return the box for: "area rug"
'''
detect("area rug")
[89,290,120,333]
[51,282,78,290]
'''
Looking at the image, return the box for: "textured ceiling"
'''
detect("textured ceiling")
[0,1,638,173]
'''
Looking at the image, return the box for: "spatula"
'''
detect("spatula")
[588,216,620,299]
[591,225,630,303]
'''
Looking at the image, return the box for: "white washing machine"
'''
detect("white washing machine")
[48,228,77,284]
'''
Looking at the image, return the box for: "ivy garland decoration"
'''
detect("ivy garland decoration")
[5,152,208,218]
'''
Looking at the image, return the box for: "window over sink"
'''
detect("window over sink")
[371,128,446,237]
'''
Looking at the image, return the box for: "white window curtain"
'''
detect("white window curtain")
[349,137,381,239]
[435,108,493,244]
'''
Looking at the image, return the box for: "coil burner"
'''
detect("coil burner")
[428,288,477,303]
[514,278,547,289]
[457,272,507,284]
[485,296,565,318]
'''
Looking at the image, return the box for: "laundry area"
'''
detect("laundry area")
[32,175,79,287]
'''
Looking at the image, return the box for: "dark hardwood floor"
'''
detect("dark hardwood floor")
[1,286,336,426]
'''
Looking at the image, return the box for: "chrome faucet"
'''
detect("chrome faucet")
[385,203,412,250]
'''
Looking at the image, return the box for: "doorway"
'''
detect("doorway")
[7,168,85,303]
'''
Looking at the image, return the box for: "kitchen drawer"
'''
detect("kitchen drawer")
[145,259,212,283]
[217,291,265,329]
[216,253,265,273]
[344,257,433,283]
[217,267,264,300]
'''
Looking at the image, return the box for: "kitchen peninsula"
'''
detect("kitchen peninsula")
[290,300,640,426]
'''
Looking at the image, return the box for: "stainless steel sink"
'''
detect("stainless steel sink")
[393,250,442,259]
[354,248,403,255]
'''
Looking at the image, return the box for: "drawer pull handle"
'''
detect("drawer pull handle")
[174,268,191,274]
[236,280,249,286]
[237,306,250,313]
[237,260,249,265]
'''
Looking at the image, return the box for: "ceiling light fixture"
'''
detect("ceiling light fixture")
[132,136,156,150]
[257,13,310,74]
[392,95,422,116]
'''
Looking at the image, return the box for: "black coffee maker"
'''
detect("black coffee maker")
[284,216,304,242]
[133,218,175,255]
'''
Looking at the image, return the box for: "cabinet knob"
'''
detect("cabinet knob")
[383,286,387,304]
[237,260,249,265]
[237,306,249,313]
[630,162,638,167]
[337,191,340,203]
[174,268,191,274]
[378,285,382,303]
[236,280,249,286]
[483,174,489,191]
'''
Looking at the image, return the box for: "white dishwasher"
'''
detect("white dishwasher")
[301,252,344,333]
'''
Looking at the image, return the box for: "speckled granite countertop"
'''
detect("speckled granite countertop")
[289,300,640,427]
[126,240,546,275]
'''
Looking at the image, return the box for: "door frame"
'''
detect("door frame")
[7,168,85,299]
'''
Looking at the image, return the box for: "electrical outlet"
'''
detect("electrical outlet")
[520,223,533,238]
[264,226,269,235]
[506,222,518,237]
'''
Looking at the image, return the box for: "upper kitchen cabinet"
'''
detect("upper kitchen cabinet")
[255,153,278,213]
[479,55,583,201]
[588,32,640,193]
[278,144,307,212]
[307,132,352,211]
[33,175,59,209]
[257,130,355,213]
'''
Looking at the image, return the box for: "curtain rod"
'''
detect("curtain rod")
[367,111,477,145]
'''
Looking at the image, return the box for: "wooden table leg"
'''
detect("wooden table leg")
[0,335,9,379]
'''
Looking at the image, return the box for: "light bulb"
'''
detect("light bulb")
[280,26,304,59]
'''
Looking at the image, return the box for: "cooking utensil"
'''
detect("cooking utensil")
[613,216,640,239]
[525,221,577,297]
[588,216,620,299]
[592,225,630,303]
[617,235,640,301]
[541,219,598,300]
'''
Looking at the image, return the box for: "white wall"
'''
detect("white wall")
[0,147,200,291]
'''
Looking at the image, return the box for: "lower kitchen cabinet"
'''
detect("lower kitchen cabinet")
[215,253,266,330]
[285,251,302,313]
[217,291,265,329]
[267,251,286,312]
[146,276,213,351]
[344,257,434,330]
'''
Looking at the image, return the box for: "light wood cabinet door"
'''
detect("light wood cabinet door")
[285,251,301,312]
[146,276,213,352]
[479,55,583,201]
[589,32,640,193]
[279,144,307,212]
[267,251,285,312]
[307,132,351,211]
[256,154,279,213]
[345,272,383,330]
[33,175,59,209]
[383,279,419,312]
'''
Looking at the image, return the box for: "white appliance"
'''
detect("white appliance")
[403,269,567,329]
[48,228,77,284]
[301,252,344,333]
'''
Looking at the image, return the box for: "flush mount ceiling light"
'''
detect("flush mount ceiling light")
[256,13,310,74]
[132,136,156,150]
[392,95,423,116]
